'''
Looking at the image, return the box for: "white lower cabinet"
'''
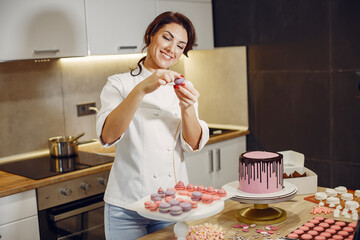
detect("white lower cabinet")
[184,136,246,189]
[0,216,40,240]
[0,190,40,240]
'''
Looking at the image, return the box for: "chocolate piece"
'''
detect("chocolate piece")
[283,173,291,178]
[293,170,307,178]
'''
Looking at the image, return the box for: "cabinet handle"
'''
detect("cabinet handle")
[216,148,221,171]
[208,150,214,173]
[118,46,137,50]
[34,49,60,54]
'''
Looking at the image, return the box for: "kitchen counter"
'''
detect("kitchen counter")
[137,187,357,239]
[0,129,249,198]
[0,162,112,198]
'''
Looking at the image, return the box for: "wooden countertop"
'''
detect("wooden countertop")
[0,163,113,198]
[0,130,249,198]
[138,187,356,239]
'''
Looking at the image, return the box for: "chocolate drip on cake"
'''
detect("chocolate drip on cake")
[239,152,283,191]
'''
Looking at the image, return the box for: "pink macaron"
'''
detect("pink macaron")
[287,233,299,239]
[186,183,196,192]
[343,227,354,233]
[325,218,335,224]
[206,186,216,195]
[294,229,304,235]
[196,185,206,193]
[301,233,313,240]
[190,200,198,209]
[212,195,221,201]
[319,222,330,228]
[217,188,227,197]
[144,201,152,209]
[314,226,324,232]
[308,230,319,236]
[201,194,213,204]
[299,226,310,231]
[335,221,346,227]
[320,232,332,238]
[331,225,342,231]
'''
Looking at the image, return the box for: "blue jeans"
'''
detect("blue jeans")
[104,203,175,240]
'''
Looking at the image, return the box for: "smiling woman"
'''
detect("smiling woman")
[145,23,188,70]
[130,11,196,76]
[96,11,209,240]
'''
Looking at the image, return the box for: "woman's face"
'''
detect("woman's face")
[145,23,188,71]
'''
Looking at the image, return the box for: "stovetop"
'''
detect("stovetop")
[0,151,114,180]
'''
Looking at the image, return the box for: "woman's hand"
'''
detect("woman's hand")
[173,81,200,109]
[138,69,182,94]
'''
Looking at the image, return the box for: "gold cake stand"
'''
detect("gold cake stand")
[223,181,298,225]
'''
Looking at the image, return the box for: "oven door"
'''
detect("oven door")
[38,194,105,240]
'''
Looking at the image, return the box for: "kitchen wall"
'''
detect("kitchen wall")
[0,55,141,158]
[0,47,248,159]
[184,47,248,128]
[213,0,360,189]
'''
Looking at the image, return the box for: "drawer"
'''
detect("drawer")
[0,190,37,225]
[0,215,40,240]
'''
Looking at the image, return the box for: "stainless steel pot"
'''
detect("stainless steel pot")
[48,132,85,157]
[50,156,78,173]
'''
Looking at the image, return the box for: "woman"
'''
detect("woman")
[96,11,209,239]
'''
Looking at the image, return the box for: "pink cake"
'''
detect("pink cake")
[238,151,283,193]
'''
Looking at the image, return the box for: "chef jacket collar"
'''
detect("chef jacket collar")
[139,62,153,79]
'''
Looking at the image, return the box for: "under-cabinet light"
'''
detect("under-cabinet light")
[60,53,145,62]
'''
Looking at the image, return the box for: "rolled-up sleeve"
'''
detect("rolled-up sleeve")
[180,119,209,152]
[96,76,124,147]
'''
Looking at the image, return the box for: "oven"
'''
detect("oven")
[0,151,113,240]
[37,170,109,240]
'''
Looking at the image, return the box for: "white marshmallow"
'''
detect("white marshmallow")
[327,196,340,205]
[355,190,360,197]
[315,192,327,201]
[345,200,359,210]
[325,188,338,197]
[341,192,353,201]
[335,186,347,194]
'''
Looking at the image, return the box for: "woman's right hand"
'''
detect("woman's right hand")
[138,69,182,94]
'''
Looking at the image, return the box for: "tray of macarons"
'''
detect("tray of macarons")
[126,181,233,222]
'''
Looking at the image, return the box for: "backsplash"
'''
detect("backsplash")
[0,55,143,158]
[0,47,248,158]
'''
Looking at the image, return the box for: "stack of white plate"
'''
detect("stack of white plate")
[223,181,298,204]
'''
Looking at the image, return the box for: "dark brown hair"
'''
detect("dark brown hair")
[131,11,196,76]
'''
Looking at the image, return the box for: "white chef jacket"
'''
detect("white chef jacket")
[96,65,209,208]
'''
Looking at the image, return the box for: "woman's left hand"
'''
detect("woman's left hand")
[174,81,200,109]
